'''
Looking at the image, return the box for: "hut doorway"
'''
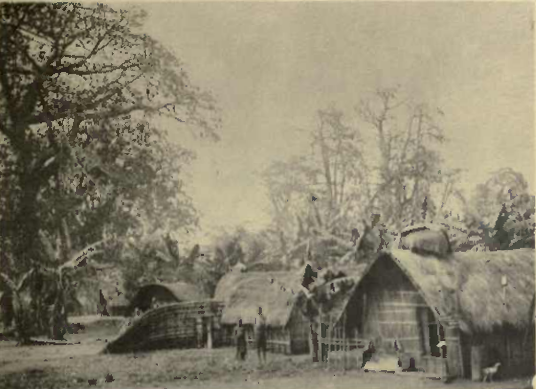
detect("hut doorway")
[421,307,441,358]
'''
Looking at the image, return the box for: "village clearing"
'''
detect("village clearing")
[0,316,531,389]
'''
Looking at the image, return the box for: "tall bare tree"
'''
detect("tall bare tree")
[263,88,457,267]
[263,107,368,267]
[358,87,451,231]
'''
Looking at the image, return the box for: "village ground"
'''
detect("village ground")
[0,316,532,389]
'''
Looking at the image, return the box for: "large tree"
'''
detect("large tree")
[263,107,368,268]
[262,88,458,268]
[357,87,458,230]
[0,3,220,341]
[465,168,532,228]
[463,168,535,251]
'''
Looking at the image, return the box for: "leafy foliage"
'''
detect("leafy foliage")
[0,3,220,340]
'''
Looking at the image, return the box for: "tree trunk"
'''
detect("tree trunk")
[12,297,32,345]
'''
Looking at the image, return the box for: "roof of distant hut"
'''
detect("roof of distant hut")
[214,270,307,327]
[130,282,208,312]
[369,248,535,334]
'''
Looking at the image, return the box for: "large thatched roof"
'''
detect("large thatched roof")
[454,249,534,332]
[214,270,307,327]
[381,248,535,333]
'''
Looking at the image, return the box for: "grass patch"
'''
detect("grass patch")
[0,369,73,389]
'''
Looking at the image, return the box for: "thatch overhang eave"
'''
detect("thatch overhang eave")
[454,248,535,333]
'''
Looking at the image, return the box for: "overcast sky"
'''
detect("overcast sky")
[132,1,534,244]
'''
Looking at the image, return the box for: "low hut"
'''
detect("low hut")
[346,247,534,380]
[214,271,310,355]
[104,300,224,354]
[127,282,207,315]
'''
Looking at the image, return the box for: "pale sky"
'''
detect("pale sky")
[130,1,534,244]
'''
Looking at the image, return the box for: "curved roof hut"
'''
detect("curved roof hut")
[129,282,207,314]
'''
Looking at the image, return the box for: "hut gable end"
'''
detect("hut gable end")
[372,248,535,333]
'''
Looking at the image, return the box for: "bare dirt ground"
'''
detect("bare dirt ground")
[0,316,532,389]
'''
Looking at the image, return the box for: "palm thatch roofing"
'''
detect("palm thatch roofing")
[310,276,358,324]
[308,263,369,325]
[371,248,535,334]
[214,270,307,327]
[130,282,208,312]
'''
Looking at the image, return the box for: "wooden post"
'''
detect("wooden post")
[207,317,213,349]
[471,345,483,381]
[343,311,347,371]
[354,327,358,369]
[506,333,511,369]
[287,328,291,355]
[195,317,202,348]
[456,323,464,378]
[327,314,333,366]
[309,322,314,360]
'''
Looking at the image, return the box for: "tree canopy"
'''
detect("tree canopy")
[0,2,220,340]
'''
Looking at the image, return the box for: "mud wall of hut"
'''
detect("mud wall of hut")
[357,257,430,353]
[218,310,310,355]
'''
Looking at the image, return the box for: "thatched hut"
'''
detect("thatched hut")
[128,282,207,315]
[346,247,534,380]
[214,271,310,355]
[104,300,224,354]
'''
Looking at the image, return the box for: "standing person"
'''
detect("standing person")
[236,323,247,361]
[255,314,268,366]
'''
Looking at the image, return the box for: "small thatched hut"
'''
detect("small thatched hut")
[128,282,207,315]
[214,271,310,355]
[346,247,534,380]
[104,300,224,354]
